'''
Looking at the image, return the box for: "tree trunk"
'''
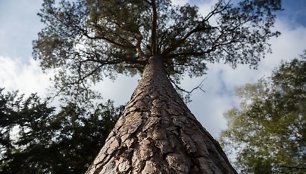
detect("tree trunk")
[85,56,237,174]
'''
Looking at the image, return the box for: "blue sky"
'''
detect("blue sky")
[0,0,306,138]
[281,0,306,26]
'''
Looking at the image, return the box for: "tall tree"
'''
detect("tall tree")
[220,56,306,174]
[33,0,281,95]
[33,0,282,173]
[0,89,120,174]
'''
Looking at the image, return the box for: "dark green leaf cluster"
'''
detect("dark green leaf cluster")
[0,89,121,174]
[220,53,306,174]
[33,0,281,93]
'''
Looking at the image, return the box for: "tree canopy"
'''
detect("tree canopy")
[0,88,121,174]
[33,0,282,95]
[220,54,306,174]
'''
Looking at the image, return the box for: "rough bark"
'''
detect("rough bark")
[86,56,237,174]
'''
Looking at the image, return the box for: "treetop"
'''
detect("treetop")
[33,0,282,94]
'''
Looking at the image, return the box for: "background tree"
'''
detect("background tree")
[220,55,306,174]
[0,88,121,174]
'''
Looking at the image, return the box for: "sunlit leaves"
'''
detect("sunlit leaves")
[220,55,306,174]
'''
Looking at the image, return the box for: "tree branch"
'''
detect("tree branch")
[135,31,145,60]
[151,0,158,55]
[168,76,206,95]
[162,27,200,56]
[90,24,135,49]
[204,0,231,21]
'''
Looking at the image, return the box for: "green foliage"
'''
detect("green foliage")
[220,54,306,174]
[33,0,282,95]
[0,88,121,174]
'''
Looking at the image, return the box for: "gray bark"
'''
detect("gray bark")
[86,56,237,174]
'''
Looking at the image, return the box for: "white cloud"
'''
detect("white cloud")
[183,18,306,138]
[172,0,188,6]
[0,0,305,140]
[197,0,218,13]
[94,75,140,106]
[0,57,52,97]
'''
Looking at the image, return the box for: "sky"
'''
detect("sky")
[0,0,306,139]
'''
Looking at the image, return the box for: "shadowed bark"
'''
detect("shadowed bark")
[86,56,237,174]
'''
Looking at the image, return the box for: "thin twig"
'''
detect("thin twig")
[168,76,206,94]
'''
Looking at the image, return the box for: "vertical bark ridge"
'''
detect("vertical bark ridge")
[86,56,237,174]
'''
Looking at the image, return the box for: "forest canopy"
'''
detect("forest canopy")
[33,0,282,98]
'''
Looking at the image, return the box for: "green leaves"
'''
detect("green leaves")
[220,54,306,174]
[33,0,282,97]
[0,89,121,174]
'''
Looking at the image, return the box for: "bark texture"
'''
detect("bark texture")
[86,56,237,174]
